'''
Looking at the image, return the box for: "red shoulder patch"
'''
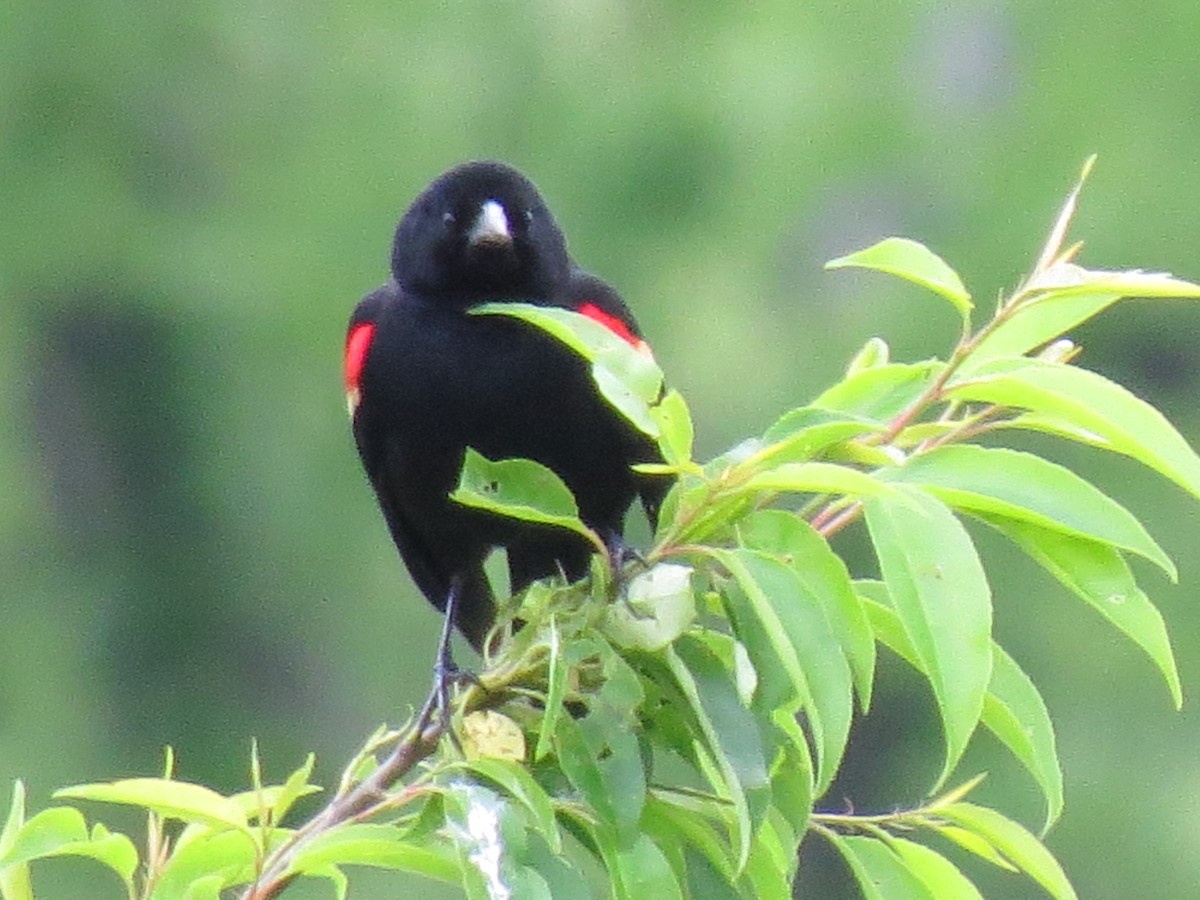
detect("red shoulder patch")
[344,322,376,416]
[577,302,646,351]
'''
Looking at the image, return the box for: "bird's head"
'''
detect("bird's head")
[391,161,571,304]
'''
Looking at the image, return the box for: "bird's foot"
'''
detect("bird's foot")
[601,530,648,574]
[600,531,655,617]
[427,653,480,752]
[419,577,482,750]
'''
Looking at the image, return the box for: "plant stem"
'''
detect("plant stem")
[815,502,863,538]
[241,683,447,899]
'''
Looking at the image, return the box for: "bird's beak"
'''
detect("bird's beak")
[467,200,512,247]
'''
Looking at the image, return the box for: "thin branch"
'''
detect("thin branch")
[814,502,863,539]
[241,681,448,900]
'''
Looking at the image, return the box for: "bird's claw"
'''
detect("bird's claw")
[600,530,653,611]
[420,577,483,750]
[428,657,479,752]
[601,530,647,573]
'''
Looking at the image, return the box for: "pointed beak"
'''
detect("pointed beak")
[467,200,512,247]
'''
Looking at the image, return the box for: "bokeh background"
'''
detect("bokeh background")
[4,2,1200,897]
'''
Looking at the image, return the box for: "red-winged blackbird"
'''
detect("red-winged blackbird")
[345,161,669,652]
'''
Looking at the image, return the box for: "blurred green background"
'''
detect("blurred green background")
[4,1,1200,896]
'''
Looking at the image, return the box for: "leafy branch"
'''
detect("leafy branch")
[4,159,1199,899]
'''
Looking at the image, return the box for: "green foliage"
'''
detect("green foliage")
[4,164,1198,898]
[451,448,608,556]
[826,237,973,326]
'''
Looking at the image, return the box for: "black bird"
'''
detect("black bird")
[345,161,669,653]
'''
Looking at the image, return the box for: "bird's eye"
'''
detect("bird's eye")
[523,209,535,223]
[442,211,455,225]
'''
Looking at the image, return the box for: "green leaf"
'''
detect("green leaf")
[683,852,744,900]
[845,336,891,376]
[828,832,933,899]
[742,462,896,499]
[271,755,319,826]
[472,302,665,437]
[825,832,885,900]
[715,552,812,713]
[857,582,918,662]
[652,388,695,466]
[55,778,250,835]
[0,781,31,900]
[859,593,1062,833]
[962,163,1200,359]
[715,549,852,795]
[890,838,985,899]
[643,793,736,885]
[180,875,224,900]
[880,445,1175,578]
[812,361,945,423]
[863,487,992,787]
[1029,154,1094,276]
[1025,264,1200,301]
[666,637,772,870]
[452,449,601,549]
[611,834,684,900]
[152,830,257,900]
[555,811,622,899]
[507,865,555,900]
[534,617,565,763]
[453,758,561,855]
[1000,412,1109,448]
[229,784,321,826]
[472,302,663,395]
[769,726,814,838]
[0,807,87,866]
[0,810,136,893]
[592,363,660,438]
[826,237,973,321]
[61,826,140,889]
[948,357,1200,507]
[983,645,1063,832]
[891,421,959,448]
[555,708,644,844]
[0,782,25,856]
[980,516,1182,708]
[567,807,683,900]
[307,863,349,900]
[752,407,884,467]
[932,824,1017,871]
[522,834,594,900]
[938,802,1078,900]
[289,824,459,883]
[741,813,797,900]
[584,646,648,837]
[739,511,875,712]
[969,290,1122,361]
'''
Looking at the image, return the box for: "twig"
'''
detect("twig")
[814,502,863,539]
[241,681,448,899]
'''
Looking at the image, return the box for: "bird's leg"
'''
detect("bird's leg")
[431,575,462,725]
[600,530,655,618]
[601,529,644,572]
[416,575,475,752]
